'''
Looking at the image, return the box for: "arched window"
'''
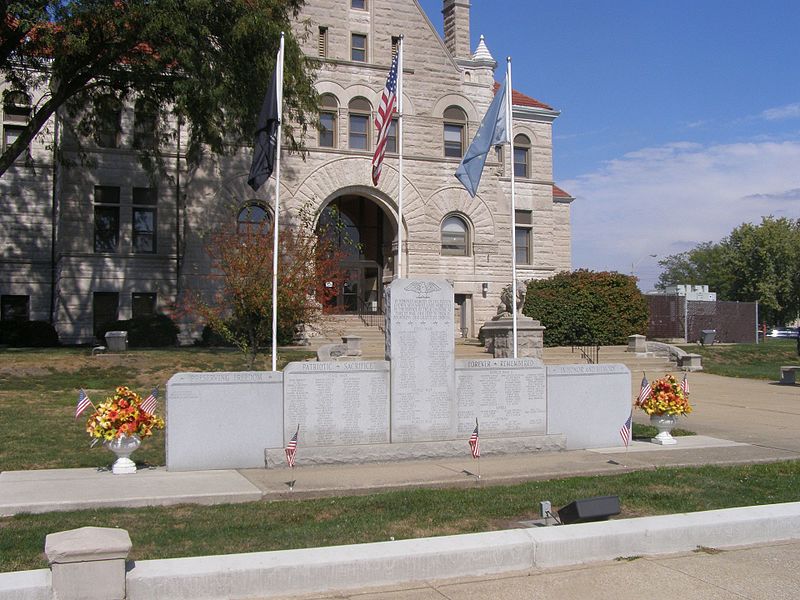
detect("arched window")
[348,97,371,150]
[237,203,272,234]
[443,106,467,158]
[513,134,531,178]
[3,91,30,123]
[94,95,122,148]
[441,214,469,256]
[133,98,158,149]
[2,91,30,152]
[319,94,338,148]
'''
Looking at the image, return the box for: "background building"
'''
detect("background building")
[0,0,573,344]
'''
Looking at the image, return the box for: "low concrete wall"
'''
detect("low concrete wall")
[9,502,799,600]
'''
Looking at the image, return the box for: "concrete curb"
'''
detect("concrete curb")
[5,502,800,600]
[125,501,800,599]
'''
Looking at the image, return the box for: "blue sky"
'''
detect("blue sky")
[418,0,800,290]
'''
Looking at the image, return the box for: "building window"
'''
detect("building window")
[93,292,119,337]
[319,94,338,148]
[348,97,371,150]
[132,187,157,253]
[513,134,530,178]
[351,33,367,62]
[351,0,367,10]
[3,124,23,151]
[94,95,122,148]
[237,203,271,234]
[133,98,158,149]
[443,106,466,158]
[94,186,120,253]
[318,26,328,58]
[3,91,31,154]
[441,214,469,256]
[132,292,157,318]
[386,118,398,153]
[1,295,29,321]
[515,209,532,265]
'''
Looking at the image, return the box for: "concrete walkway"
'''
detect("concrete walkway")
[280,540,800,600]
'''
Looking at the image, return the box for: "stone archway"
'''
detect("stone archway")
[317,193,394,314]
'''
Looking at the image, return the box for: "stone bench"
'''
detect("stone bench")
[780,366,800,385]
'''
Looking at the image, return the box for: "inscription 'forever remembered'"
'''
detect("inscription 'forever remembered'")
[386,279,456,442]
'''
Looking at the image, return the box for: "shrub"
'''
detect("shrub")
[524,270,649,347]
[96,314,179,347]
[0,320,60,347]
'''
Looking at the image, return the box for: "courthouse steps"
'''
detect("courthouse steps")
[315,316,676,373]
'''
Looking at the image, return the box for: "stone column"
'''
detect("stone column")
[45,526,131,600]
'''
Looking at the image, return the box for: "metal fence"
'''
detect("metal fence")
[646,295,758,343]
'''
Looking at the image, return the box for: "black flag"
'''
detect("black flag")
[247,66,280,191]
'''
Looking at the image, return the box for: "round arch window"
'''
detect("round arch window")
[441,214,469,256]
[237,203,272,234]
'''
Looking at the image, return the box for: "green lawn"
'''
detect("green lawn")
[679,339,798,380]
[0,347,314,471]
[2,460,800,572]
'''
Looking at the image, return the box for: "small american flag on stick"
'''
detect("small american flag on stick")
[636,374,652,404]
[468,419,480,459]
[141,387,158,415]
[285,424,299,468]
[619,412,632,447]
[75,388,94,419]
[681,373,689,395]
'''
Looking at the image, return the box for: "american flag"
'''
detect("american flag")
[681,373,689,395]
[141,387,158,415]
[468,419,480,459]
[371,52,399,185]
[75,388,93,419]
[285,424,299,468]
[619,412,632,447]
[636,374,652,404]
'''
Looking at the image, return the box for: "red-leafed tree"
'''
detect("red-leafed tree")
[186,205,351,368]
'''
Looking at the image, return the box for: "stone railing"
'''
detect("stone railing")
[627,334,702,371]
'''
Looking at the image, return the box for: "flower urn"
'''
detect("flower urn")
[105,434,141,474]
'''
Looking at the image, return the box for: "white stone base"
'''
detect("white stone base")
[264,434,566,468]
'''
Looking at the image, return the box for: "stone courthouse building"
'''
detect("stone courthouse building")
[0,0,573,344]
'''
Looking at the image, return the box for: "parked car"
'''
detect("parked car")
[767,327,800,339]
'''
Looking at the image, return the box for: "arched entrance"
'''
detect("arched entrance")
[318,194,395,314]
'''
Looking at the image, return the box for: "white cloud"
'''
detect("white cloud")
[760,103,800,121]
[563,140,800,291]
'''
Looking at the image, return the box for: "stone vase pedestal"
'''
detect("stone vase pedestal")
[650,414,678,445]
[105,434,141,474]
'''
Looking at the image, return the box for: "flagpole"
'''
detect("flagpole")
[396,35,404,279]
[506,57,518,358]
[271,32,285,372]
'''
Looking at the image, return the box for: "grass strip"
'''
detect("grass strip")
[3,460,800,573]
[0,348,314,471]
[679,339,797,380]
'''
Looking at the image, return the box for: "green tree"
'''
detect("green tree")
[657,216,800,324]
[0,0,317,176]
[523,270,649,347]
[656,242,734,299]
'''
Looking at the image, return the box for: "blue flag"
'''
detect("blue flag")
[455,77,509,197]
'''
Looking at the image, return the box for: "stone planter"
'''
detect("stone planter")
[650,414,678,445]
[105,434,141,474]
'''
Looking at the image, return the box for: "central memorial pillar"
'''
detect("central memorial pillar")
[385,278,455,442]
